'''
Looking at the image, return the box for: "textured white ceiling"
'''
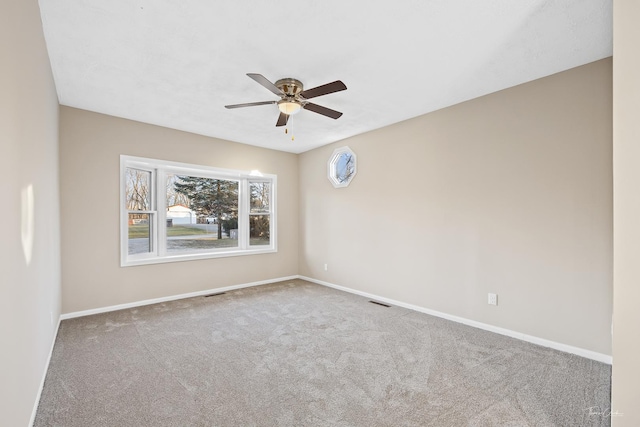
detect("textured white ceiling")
[39,0,612,154]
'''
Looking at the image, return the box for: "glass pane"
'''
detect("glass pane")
[128,213,152,255]
[125,168,152,210]
[250,215,270,246]
[250,182,270,213]
[166,175,239,253]
[335,151,355,184]
[166,174,191,209]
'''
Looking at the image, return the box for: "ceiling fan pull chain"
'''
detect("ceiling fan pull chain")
[284,127,294,140]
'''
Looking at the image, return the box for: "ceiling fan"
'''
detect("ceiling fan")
[225,74,347,127]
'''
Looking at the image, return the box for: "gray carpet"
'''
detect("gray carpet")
[35,279,611,426]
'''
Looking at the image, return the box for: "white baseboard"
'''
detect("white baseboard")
[299,275,613,365]
[58,274,613,365]
[60,276,299,320]
[29,315,62,427]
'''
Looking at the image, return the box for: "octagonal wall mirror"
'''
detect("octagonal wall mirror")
[328,146,357,188]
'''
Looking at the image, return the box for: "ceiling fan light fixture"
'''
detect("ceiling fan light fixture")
[278,100,301,115]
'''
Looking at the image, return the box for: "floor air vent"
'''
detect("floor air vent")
[369,300,391,308]
[203,292,227,298]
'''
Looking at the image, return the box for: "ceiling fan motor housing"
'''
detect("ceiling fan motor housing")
[275,78,304,99]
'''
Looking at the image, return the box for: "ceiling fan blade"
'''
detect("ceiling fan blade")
[299,80,347,100]
[247,73,284,96]
[303,103,343,119]
[276,112,289,127]
[225,100,276,109]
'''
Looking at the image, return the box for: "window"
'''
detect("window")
[328,146,357,188]
[121,156,276,266]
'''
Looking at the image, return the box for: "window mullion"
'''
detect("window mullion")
[156,168,167,257]
[150,168,158,257]
[239,179,249,250]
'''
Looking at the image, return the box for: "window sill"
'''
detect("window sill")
[121,247,277,267]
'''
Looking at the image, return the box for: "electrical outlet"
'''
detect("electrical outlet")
[324,263,328,271]
[488,293,498,306]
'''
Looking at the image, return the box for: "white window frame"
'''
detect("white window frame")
[120,155,277,267]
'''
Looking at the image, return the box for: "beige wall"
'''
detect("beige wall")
[59,107,298,313]
[0,0,61,425]
[299,59,613,356]
[612,0,640,424]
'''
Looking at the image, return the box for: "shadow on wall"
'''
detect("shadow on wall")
[22,184,35,266]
